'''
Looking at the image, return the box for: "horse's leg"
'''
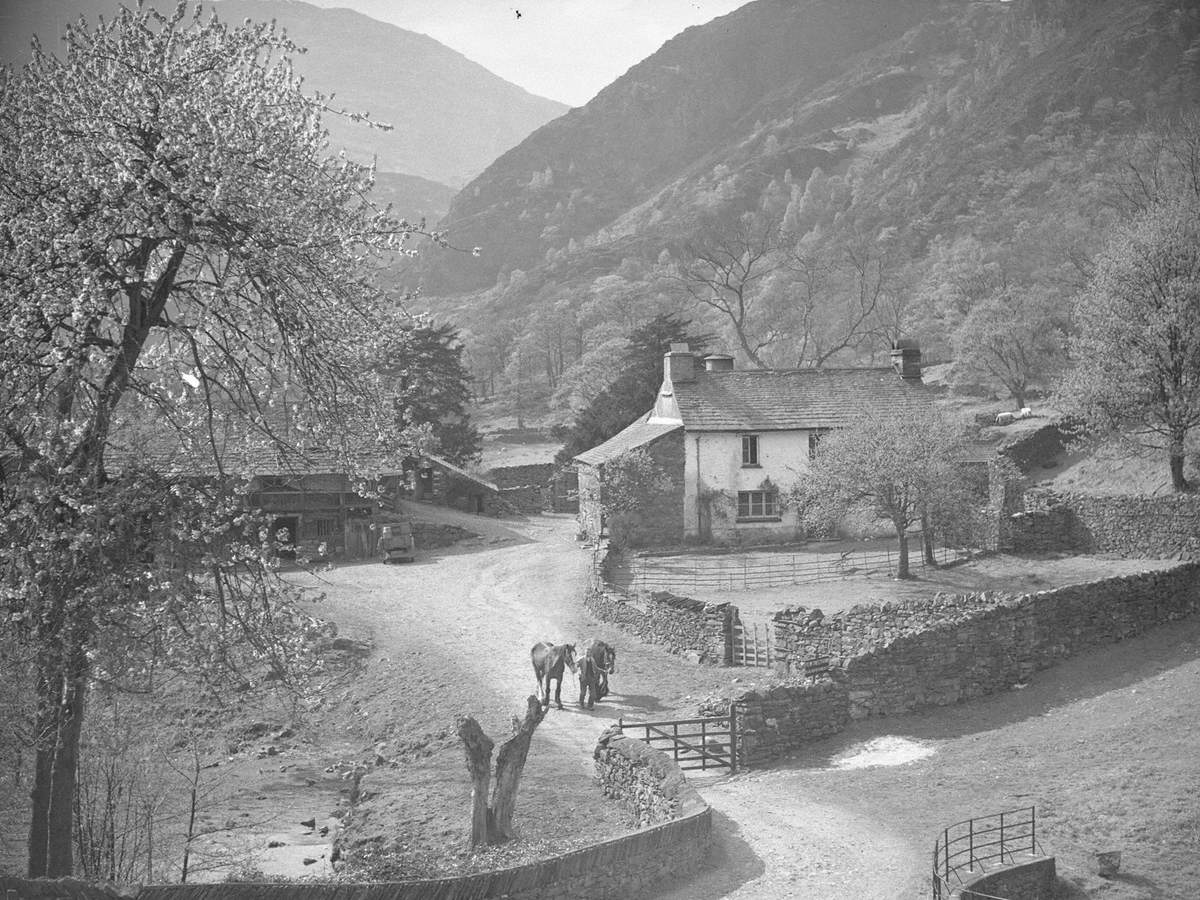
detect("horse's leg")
[553,673,564,709]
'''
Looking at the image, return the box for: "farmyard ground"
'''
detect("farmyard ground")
[2,510,1197,897]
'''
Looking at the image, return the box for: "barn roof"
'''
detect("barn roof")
[665,367,932,431]
[573,414,682,467]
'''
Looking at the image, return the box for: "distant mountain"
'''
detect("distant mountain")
[371,172,456,224]
[0,0,569,188]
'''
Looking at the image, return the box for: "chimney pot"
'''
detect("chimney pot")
[890,340,922,380]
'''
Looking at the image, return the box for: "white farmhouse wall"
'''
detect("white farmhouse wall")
[683,430,813,543]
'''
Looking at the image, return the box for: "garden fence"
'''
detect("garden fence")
[630,538,971,594]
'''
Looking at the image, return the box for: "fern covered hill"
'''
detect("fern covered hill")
[421,0,942,295]
[1,0,569,188]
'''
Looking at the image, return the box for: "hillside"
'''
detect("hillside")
[0,0,569,188]
[411,0,1200,427]
[420,0,941,296]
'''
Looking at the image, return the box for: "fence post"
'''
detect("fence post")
[1000,810,1006,863]
[729,701,738,773]
[1031,806,1036,855]
[969,817,975,871]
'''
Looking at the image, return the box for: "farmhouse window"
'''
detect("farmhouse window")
[314,518,337,538]
[737,490,778,520]
[741,434,760,466]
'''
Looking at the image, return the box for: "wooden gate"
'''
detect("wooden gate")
[618,706,737,773]
[731,620,774,667]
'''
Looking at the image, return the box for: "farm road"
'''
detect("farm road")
[290,509,921,898]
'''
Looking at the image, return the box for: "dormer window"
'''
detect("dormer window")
[741,434,760,467]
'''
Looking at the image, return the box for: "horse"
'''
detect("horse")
[530,642,577,710]
[578,638,617,709]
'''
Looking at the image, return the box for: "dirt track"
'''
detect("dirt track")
[198,509,1200,898]
[245,508,922,895]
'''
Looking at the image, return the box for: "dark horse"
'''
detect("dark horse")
[530,642,577,710]
[577,638,617,709]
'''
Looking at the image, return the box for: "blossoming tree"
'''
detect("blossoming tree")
[0,3,430,876]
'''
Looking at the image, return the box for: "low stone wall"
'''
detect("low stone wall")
[998,421,1077,475]
[714,563,1200,763]
[488,463,555,490]
[586,543,731,663]
[586,587,732,664]
[957,855,1057,900]
[1002,489,1200,559]
[411,521,477,549]
[701,677,850,768]
[594,727,708,827]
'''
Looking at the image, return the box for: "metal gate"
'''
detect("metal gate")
[731,620,774,667]
[618,706,738,773]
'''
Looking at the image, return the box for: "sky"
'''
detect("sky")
[302,0,748,107]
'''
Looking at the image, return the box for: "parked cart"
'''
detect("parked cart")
[377,520,416,563]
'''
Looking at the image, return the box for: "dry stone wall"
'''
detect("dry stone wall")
[411,521,477,549]
[489,463,556,513]
[712,563,1200,763]
[701,678,849,768]
[594,727,707,827]
[586,543,731,663]
[586,587,732,664]
[1003,489,1200,559]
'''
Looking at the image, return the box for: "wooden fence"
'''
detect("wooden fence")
[618,707,737,774]
[731,621,773,667]
[630,540,971,594]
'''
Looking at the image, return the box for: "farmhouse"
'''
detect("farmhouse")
[575,342,932,547]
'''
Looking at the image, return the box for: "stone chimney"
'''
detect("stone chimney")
[703,353,734,373]
[665,342,695,384]
[890,339,922,381]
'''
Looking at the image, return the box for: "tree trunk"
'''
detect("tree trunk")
[489,697,546,842]
[1169,433,1190,492]
[895,528,911,579]
[456,697,545,847]
[920,512,936,567]
[28,652,87,877]
[455,716,494,848]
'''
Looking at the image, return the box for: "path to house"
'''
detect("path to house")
[271,510,922,896]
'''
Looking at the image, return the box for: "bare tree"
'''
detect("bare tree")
[456,697,546,846]
[668,211,791,367]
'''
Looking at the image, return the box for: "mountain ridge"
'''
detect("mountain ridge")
[0,0,570,188]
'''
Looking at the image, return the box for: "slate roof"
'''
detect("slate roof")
[574,413,683,467]
[670,367,932,431]
[105,412,406,479]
